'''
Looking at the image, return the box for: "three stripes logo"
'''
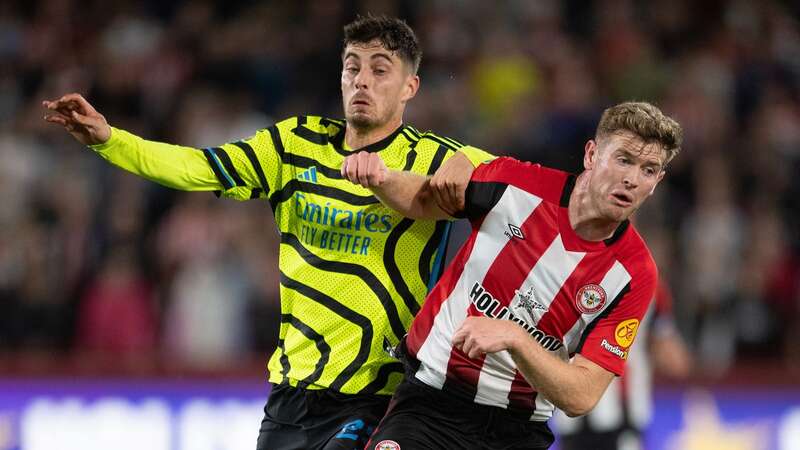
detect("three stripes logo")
[298,166,318,183]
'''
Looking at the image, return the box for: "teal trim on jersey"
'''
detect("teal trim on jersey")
[427,221,452,293]
[208,148,235,188]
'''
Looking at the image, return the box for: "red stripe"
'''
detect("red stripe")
[445,344,486,393]
[477,203,559,316]
[536,253,617,338]
[406,228,480,356]
[471,158,568,205]
[454,202,558,411]
[507,372,538,411]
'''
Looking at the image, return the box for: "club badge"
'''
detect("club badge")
[575,284,607,314]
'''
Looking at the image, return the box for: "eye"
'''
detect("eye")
[345,66,358,74]
[374,68,387,76]
[617,157,631,165]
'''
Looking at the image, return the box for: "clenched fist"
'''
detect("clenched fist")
[341,151,388,188]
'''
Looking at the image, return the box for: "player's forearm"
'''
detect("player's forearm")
[90,127,222,191]
[371,170,449,220]
[507,334,599,417]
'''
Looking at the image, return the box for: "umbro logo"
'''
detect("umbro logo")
[298,166,318,183]
[504,223,525,240]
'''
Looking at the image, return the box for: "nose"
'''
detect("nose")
[353,70,371,90]
[623,168,639,189]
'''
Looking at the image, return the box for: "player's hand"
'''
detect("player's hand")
[430,152,474,216]
[452,317,522,359]
[42,93,111,145]
[341,151,388,188]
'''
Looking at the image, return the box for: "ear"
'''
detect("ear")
[583,140,598,170]
[401,75,420,103]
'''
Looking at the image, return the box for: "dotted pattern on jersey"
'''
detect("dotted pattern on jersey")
[222,115,481,395]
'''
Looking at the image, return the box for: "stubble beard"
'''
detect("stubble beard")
[348,112,377,131]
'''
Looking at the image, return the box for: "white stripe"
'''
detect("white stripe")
[474,235,585,407]
[415,186,543,389]
[531,392,552,421]
[474,351,516,408]
[564,261,632,353]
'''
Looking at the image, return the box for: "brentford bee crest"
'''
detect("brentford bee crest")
[575,284,607,314]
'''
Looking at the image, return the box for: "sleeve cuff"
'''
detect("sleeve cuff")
[88,127,120,152]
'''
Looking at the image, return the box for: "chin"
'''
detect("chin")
[347,113,377,129]
[603,206,630,223]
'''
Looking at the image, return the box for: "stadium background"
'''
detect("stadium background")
[1,0,799,449]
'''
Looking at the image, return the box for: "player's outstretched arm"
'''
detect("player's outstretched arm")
[342,151,453,220]
[42,93,225,192]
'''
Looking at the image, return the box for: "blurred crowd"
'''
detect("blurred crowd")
[1,0,799,378]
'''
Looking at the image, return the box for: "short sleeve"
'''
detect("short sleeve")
[575,268,657,376]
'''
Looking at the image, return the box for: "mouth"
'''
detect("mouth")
[610,191,633,207]
[351,97,371,107]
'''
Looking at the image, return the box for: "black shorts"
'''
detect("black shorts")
[366,377,554,450]
[256,383,391,450]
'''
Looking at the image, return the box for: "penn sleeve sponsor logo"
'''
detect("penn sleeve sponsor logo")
[469,282,563,352]
[600,339,628,359]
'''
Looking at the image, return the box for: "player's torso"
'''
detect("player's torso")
[268,117,454,394]
[410,186,635,411]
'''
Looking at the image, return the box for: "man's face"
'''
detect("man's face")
[341,40,419,130]
[583,131,667,222]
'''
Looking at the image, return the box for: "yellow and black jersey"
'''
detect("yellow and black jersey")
[91,115,494,395]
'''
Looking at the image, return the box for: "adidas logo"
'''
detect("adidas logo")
[298,166,318,183]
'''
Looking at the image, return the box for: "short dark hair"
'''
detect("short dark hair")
[343,15,422,74]
[596,101,683,165]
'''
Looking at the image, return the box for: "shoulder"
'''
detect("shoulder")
[412,128,465,153]
[614,226,658,291]
[275,115,344,134]
[472,157,571,204]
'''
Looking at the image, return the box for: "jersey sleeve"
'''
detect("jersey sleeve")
[458,157,544,221]
[211,121,287,201]
[574,265,657,376]
[458,145,497,167]
[90,127,222,190]
[90,120,290,201]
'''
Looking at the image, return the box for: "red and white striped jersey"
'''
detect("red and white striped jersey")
[405,157,658,421]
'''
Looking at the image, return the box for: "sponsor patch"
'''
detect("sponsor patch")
[375,440,401,450]
[601,338,628,359]
[575,284,607,314]
[614,319,639,348]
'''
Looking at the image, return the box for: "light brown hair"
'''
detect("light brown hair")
[596,101,683,165]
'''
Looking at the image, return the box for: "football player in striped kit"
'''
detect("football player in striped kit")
[343,101,682,449]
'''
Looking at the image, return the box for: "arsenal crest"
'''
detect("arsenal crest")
[575,284,607,314]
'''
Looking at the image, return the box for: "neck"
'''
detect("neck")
[344,116,403,150]
[568,172,623,242]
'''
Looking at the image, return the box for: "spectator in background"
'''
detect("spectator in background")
[76,244,158,358]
